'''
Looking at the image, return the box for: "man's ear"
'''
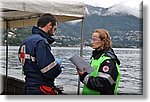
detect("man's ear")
[47,22,52,27]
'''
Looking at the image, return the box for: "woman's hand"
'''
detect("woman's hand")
[77,68,89,82]
[77,67,86,76]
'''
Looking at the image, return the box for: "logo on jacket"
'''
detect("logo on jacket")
[102,66,110,72]
[18,45,26,66]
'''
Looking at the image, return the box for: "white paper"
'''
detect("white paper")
[69,54,94,73]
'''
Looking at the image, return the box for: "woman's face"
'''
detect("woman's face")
[91,32,103,50]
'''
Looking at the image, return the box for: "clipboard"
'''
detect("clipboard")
[69,54,94,73]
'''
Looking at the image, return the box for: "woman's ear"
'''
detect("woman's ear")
[102,40,105,47]
[102,39,105,44]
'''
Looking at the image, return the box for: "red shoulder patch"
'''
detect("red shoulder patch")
[102,66,109,72]
[19,45,26,66]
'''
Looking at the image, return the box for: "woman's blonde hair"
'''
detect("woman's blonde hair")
[94,29,112,50]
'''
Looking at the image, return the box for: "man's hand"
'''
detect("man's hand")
[56,58,62,65]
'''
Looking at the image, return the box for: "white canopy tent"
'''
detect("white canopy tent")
[1,0,85,28]
[0,0,85,95]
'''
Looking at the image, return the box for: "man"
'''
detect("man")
[18,13,62,95]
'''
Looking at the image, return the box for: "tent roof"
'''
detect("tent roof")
[0,0,85,28]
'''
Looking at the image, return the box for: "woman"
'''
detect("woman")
[77,29,120,95]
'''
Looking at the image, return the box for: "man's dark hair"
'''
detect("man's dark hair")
[37,13,57,28]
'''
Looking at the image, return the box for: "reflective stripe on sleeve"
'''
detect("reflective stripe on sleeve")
[40,61,57,73]
[98,72,116,85]
[83,74,90,85]
[25,54,36,62]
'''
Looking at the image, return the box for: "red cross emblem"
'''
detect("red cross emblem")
[19,45,26,66]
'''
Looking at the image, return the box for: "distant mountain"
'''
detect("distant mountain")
[86,3,142,18]
[57,4,143,39]
[5,4,143,48]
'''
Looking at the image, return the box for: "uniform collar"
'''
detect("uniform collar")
[91,48,120,65]
[91,49,105,59]
[32,26,54,44]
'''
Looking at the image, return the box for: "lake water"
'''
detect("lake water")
[0,46,143,95]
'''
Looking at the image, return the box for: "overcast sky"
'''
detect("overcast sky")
[70,0,143,10]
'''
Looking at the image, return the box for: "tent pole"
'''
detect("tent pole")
[4,20,9,94]
[77,18,84,95]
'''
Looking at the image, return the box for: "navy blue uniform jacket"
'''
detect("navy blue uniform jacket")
[18,27,62,90]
